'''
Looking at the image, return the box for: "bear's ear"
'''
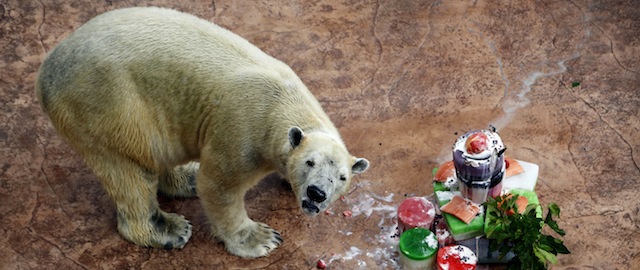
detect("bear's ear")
[288,126,304,148]
[351,158,370,174]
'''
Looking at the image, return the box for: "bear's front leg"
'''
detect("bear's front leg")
[197,164,283,258]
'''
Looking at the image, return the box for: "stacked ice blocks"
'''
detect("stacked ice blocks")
[435,190,485,241]
[501,160,539,192]
[433,160,539,241]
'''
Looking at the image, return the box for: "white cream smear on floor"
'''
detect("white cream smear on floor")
[325,181,402,269]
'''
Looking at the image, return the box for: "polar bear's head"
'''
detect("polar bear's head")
[285,127,369,216]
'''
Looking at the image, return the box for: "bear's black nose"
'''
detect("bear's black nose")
[307,185,326,203]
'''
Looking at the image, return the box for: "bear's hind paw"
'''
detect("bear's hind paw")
[158,162,200,198]
[149,211,193,249]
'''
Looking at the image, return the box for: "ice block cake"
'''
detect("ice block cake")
[452,129,506,204]
[501,160,539,192]
[435,191,485,241]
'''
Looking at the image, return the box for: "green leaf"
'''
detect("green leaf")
[485,227,497,238]
[537,242,555,254]
[548,203,561,217]
[545,205,566,236]
[546,236,571,254]
[556,244,571,254]
[534,246,558,264]
[488,199,570,269]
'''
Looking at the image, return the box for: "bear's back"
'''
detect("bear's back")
[36,7,336,166]
[68,7,274,73]
[36,7,313,122]
[38,7,285,98]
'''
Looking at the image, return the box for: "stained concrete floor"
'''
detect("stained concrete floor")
[1,0,639,269]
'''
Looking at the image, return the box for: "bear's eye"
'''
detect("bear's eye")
[306,160,315,167]
[339,175,346,181]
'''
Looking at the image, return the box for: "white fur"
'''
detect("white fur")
[36,7,368,258]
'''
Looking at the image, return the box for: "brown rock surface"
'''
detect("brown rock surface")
[1,0,638,269]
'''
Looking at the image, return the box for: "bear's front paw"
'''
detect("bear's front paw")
[222,221,283,258]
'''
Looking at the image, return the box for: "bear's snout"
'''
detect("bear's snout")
[306,185,327,203]
[302,200,320,214]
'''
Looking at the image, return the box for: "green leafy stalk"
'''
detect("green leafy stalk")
[485,195,570,270]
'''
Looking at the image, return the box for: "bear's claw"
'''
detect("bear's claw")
[222,221,283,258]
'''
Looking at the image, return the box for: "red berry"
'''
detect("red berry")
[317,259,327,269]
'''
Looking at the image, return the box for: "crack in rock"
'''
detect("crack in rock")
[563,82,640,172]
[36,133,71,217]
[562,113,598,204]
[567,0,638,74]
[36,0,46,53]
[27,227,89,269]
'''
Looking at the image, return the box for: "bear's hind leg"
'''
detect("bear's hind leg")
[85,153,193,249]
[158,161,199,198]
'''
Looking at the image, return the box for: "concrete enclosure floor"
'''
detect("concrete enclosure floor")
[1,0,639,269]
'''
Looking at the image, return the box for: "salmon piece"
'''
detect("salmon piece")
[505,157,525,178]
[440,195,481,224]
[498,193,529,215]
[434,160,455,182]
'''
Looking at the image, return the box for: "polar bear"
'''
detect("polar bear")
[35,7,369,258]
